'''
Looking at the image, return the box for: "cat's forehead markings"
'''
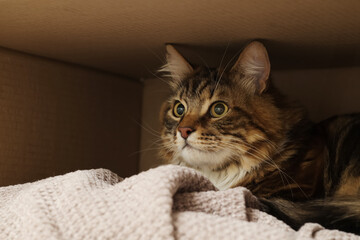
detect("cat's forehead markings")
[200,99,212,115]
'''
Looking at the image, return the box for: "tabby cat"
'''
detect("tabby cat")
[159,41,360,234]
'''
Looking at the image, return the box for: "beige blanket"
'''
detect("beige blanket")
[0,165,358,239]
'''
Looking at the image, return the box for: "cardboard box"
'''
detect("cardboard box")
[0,1,359,184]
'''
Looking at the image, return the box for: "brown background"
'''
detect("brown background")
[0,47,142,186]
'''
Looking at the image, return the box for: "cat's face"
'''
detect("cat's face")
[159,42,284,175]
[161,70,242,168]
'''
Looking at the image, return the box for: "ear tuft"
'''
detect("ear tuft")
[159,45,193,89]
[230,41,271,94]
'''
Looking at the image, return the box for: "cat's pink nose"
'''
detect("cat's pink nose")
[178,127,195,139]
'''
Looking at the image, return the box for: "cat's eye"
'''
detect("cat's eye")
[173,101,186,118]
[210,102,228,118]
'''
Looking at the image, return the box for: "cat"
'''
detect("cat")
[158,41,360,234]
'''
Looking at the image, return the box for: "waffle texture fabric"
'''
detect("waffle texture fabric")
[0,165,358,239]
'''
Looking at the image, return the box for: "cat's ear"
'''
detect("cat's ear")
[159,45,193,88]
[230,41,270,94]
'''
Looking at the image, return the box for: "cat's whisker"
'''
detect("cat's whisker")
[222,137,309,199]
[141,121,162,135]
[133,120,161,139]
[219,139,294,197]
[135,138,168,155]
[195,53,211,73]
[147,67,170,85]
[129,146,165,157]
[252,134,278,148]
[149,138,167,147]
[145,46,166,65]
[265,160,309,199]
[213,45,248,94]
[214,42,230,89]
[248,139,305,198]
[239,139,309,199]
[217,42,230,74]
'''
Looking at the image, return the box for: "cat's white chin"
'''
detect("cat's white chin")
[179,143,233,169]
[179,145,248,190]
[174,131,232,169]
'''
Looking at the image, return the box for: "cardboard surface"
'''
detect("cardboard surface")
[0,47,142,186]
[0,1,359,78]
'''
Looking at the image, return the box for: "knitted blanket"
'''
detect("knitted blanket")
[0,165,358,240]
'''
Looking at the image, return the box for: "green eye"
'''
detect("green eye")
[210,102,228,118]
[173,101,186,118]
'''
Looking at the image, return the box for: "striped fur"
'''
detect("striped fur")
[159,41,360,234]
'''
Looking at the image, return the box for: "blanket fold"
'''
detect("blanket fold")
[0,165,358,240]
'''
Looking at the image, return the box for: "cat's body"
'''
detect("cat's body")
[159,42,360,234]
